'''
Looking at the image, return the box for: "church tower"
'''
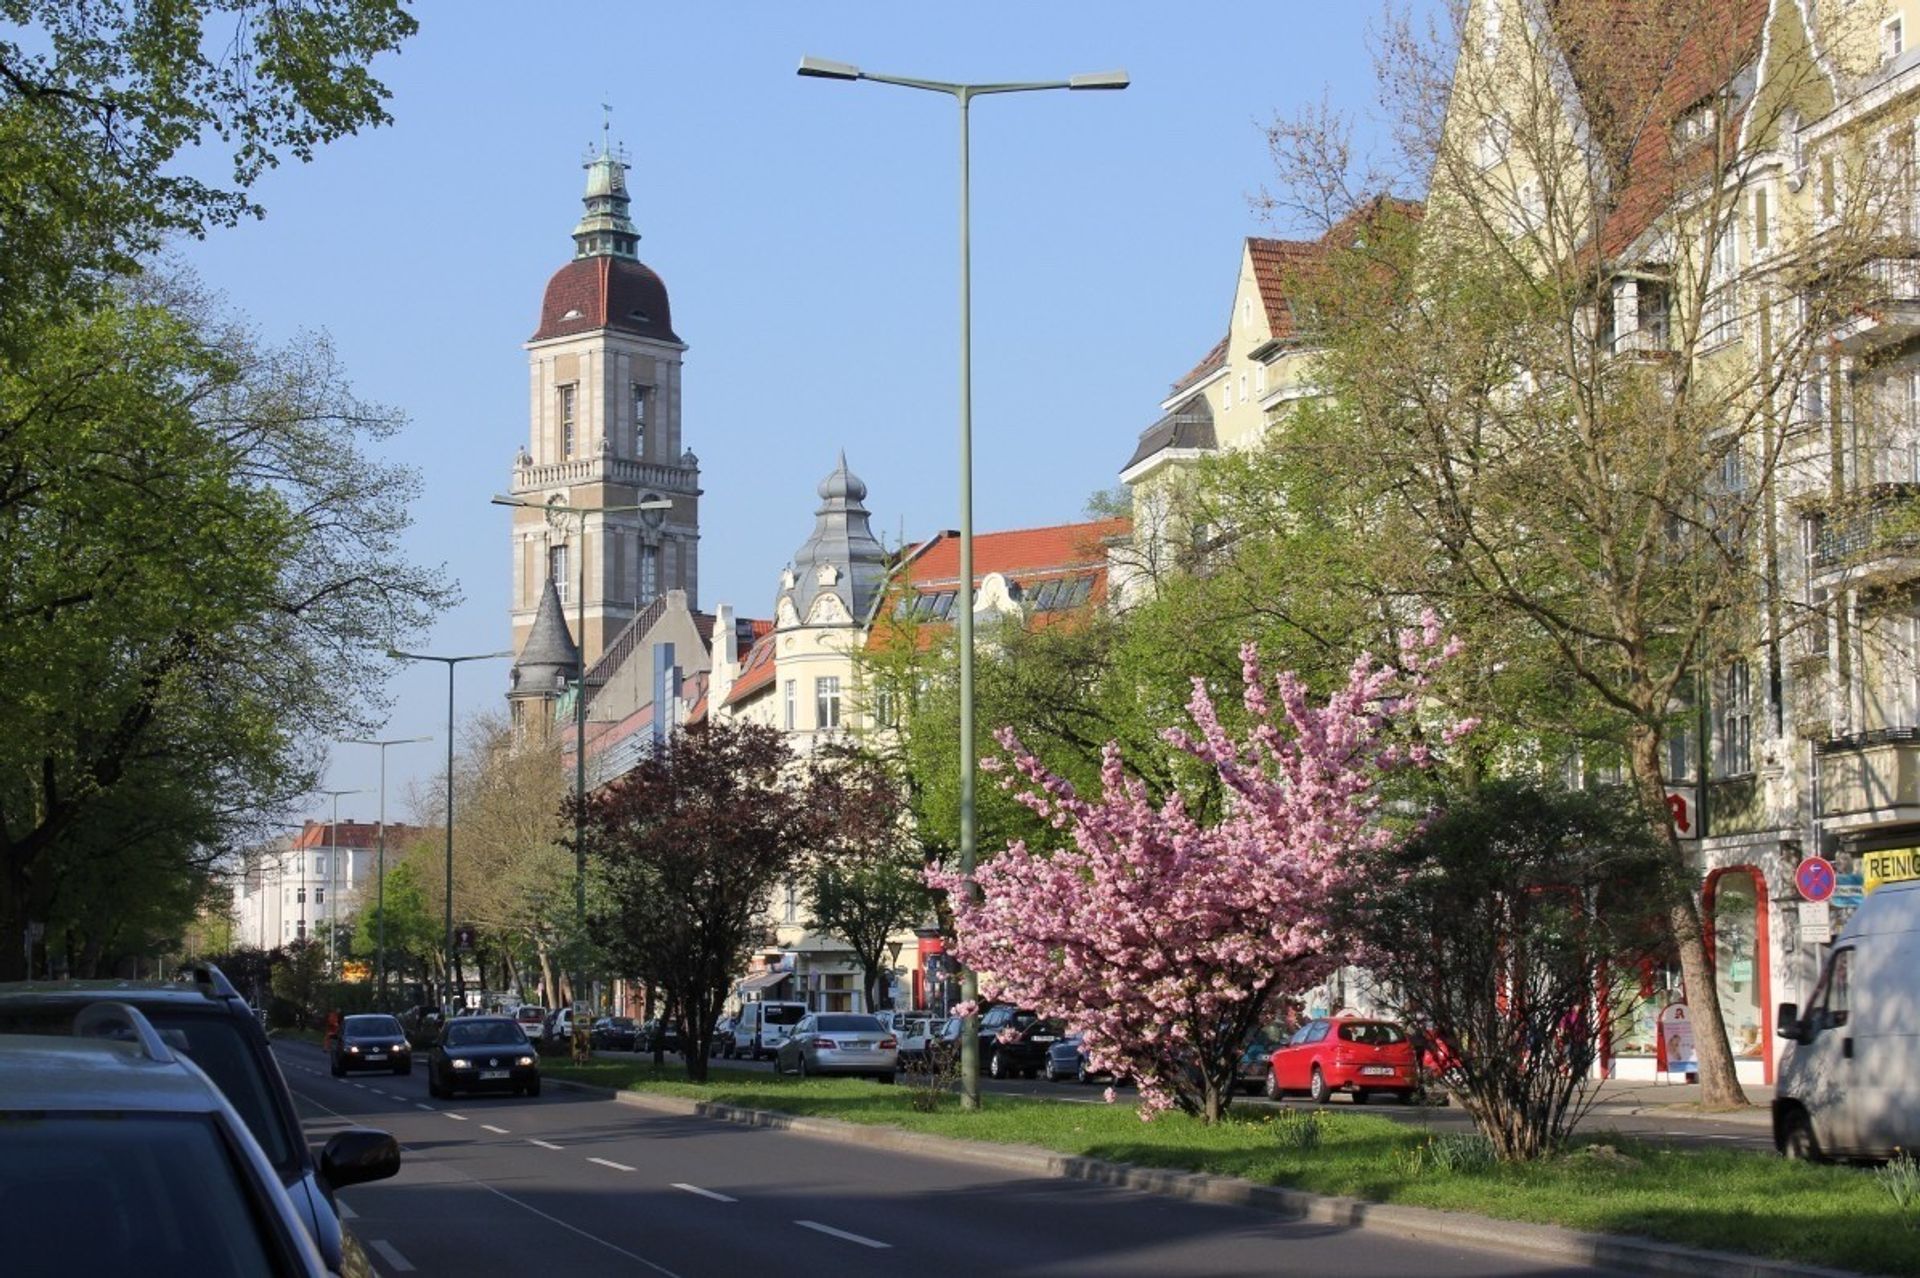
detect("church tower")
[507,131,701,726]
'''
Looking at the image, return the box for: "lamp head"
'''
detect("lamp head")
[1068,70,1130,90]
[489,494,525,509]
[798,55,860,81]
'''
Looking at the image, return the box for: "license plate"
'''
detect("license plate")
[1361,1065,1395,1076]
[1032,1035,1057,1043]
[366,1053,386,1061]
[480,1069,510,1080]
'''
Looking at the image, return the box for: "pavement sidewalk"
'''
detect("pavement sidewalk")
[1585,1079,1775,1128]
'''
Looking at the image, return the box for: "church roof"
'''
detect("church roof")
[532,255,679,345]
[509,576,579,698]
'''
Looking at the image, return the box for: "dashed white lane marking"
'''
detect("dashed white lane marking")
[415,1103,435,1111]
[529,1138,564,1150]
[335,1199,358,1219]
[672,1183,736,1203]
[369,1239,416,1272]
[588,1157,636,1172]
[444,1112,469,1121]
[796,1220,890,1249]
[481,1124,510,1134]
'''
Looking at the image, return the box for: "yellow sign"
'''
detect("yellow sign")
[1862,847,1920,893]
[340,961,372,983]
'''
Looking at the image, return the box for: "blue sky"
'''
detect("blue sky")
[179,1,1414,821]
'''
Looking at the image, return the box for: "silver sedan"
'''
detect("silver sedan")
[773,1013,898,1082]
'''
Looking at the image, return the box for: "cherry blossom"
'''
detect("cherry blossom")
[930,621,1463,1121]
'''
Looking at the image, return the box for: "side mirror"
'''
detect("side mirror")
[320,1128,401,1190]
[1775,1002,1803,1042]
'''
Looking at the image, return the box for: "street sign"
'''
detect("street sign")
[1863,846,1920,893]
[1795,856,1837,903]
[1832,872,1866,909]
[454,925,476,951]
[1800,900,1833,945]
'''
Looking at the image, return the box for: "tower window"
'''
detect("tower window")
[632,383,649,458]
[816,676,842,730]
[641,544,659,604]
[559,384,577,457]
[550,544,570,604]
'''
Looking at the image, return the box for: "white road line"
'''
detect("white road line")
[335,1199,358,1220]
[415,1103,435,1111]
[481,1124,510,1134]
[444,1112,469,1121]
[288,1086,684,1277]
[368,1240,416,1272]
[795,1220,890,1250]
[672,1183,737,1203]
[529,1138,564,1150]
[588,1157,636,1172]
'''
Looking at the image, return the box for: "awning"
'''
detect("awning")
[737,971,791,996]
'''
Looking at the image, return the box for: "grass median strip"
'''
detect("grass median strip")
[546,1060,1916,1276]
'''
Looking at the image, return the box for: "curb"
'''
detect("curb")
[543,1076,1860,1278]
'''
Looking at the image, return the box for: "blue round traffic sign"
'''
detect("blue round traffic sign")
[1795,856,1836,903]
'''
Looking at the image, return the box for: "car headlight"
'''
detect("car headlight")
[348,1045,361,1054]
[516,1055,535,1067]
[450,1057,471,1069]
[394,1043,409,1053]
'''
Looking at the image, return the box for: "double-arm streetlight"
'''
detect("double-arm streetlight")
[388,648,512,1011]
[798,55,1127,1111]
[342,735,433,1007]
[491,493,673,1030]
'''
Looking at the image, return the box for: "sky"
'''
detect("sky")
[177,1,1418,824]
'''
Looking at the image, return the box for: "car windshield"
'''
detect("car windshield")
[817,1015,883,1032]
[763,1004,807,1026]
[446,1020,527,1047]
[609,1017,635,1029]
[0,1113,283,1277]
[517,1008,545,1021]
[1338,1022,1407,1045]
[344,1015,403,1038]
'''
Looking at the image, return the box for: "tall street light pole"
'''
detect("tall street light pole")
[318,788,365,973]
[389,649,511,1012]
[343,735,432,1008]
[797,54,1127,1111]
[491,492,672,1047]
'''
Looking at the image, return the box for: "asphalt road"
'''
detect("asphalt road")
[674,1049,1777,1153]
[277,1041,1625,1278]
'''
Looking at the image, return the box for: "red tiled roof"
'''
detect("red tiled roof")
[723,632,778,707]
[1247,238,1322,341]
[292,822,412,850]
[1168,335,1227,396]
[531,255,681,344]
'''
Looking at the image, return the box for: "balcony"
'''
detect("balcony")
[1827,255,1920,354]
[1817,729,1920,829]
[511,453,699,495]
[1808,484,1920,589]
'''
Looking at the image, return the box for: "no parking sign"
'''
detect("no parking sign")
[1795,856,1836,904]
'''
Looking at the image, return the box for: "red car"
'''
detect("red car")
[1266,1016,1417,1104]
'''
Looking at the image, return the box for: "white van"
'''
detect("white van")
[733,1000,808,1060]
[1774,879,1920,1160]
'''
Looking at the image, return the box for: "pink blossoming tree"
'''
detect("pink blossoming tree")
[931,622,1467,1122]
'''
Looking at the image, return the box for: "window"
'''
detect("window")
[1476,115,1510,168]
[315,888,324,905]
[1256,364,1267,395]
[1222,380,1232,410]
[1718,659,1753,776]
[815,676,842,730]
[296,887,306,905]
[875,685,897,727]
[1703,222,1740,346]
[640,544,659,603]
[549,543,570,604]
[783,882,800,924]
[1819,154,1838,221]
[631,383,649,457]
[559,385,577,458]
[1809,947,1852,1034]
[783,679,796,731]
[1482,0,1501,58]
[1239,373,1248,402]
[1752,186,1769,253]
[1885,15,1904,64]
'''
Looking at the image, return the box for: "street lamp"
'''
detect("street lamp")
[491,492,673,1040]
[388,648,512,1011]
[342,735,433,1007]
[317,789,366,973]
[798,55,1127,1110]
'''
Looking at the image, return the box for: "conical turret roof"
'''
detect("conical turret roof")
[781,452,888,627]
[510,576,580,698]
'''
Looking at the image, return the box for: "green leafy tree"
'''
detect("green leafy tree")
[0,0,416,344]
[271,938,328,1026]
[352,858,437,1005]
[805,749,933,1012]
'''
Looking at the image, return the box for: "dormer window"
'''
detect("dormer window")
[1676,101,1716,148]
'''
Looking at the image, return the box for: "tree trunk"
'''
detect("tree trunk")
[1628,725,1749,1107]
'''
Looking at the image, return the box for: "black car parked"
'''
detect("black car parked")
[0,965,399,1275]
[331,1012,412,1076]
[428,1016,541,1098]
[589,1015,638,1051]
